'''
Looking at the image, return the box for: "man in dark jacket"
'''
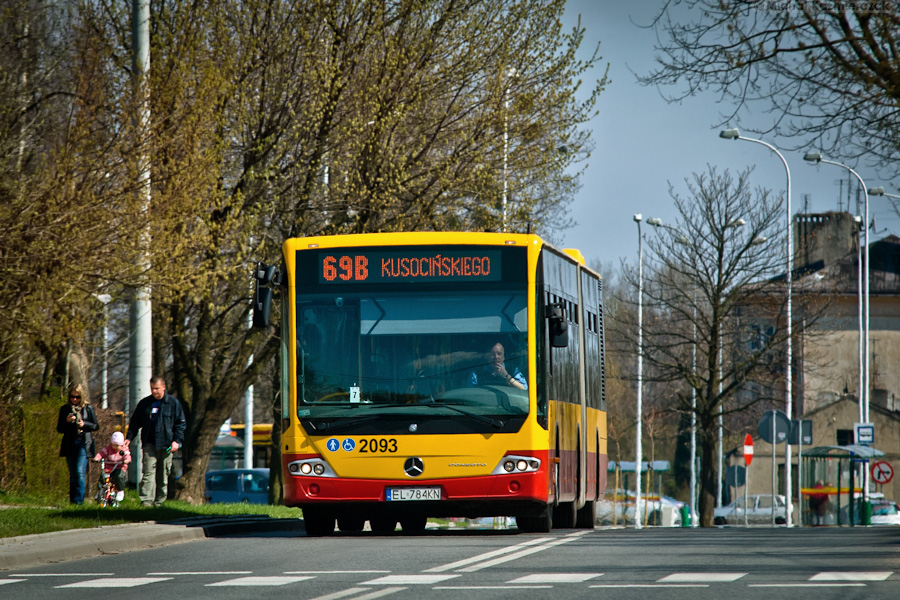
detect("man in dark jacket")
[125,376,186,506]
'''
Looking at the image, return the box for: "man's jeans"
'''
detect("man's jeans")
[139,443,174,504]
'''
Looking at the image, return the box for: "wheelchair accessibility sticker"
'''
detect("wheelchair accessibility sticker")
[325,438,356,452]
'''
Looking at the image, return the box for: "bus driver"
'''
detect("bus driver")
[469,342,527,390]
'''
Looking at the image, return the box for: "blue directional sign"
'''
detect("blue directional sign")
[342,438,356,452]
[326,438,340,452]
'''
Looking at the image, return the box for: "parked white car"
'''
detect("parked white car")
[870,499,900,525]
[598,490,697,526]
[714,494,788,525]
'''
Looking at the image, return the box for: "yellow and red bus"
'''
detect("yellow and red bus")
[253,232,607,535]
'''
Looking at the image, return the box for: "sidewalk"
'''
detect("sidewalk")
[0,514,305,571]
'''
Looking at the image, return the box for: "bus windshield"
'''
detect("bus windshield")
[296,289,529,421]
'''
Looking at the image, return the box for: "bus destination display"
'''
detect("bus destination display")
[318,250,502,284]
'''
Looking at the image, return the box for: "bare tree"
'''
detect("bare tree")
[641,1,900,175]
[618,166,819,526]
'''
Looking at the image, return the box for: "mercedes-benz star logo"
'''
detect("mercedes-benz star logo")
[404,457,424,477]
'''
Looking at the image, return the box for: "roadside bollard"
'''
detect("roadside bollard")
[680,504,691,527]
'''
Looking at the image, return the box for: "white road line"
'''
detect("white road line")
[0,579,25,585]
[304,587,408,600]
[457,536,580,573]
[508,573,602,583]
[591,584,710,588]
[285,570,392,574]
[304,587,370,600]
[14,573,114,577]
[148,571,252,575]
[57,577,172,588]
[810,572,893,581]
[422,538,550,573]
[749,583,868,588]
[433,585,554,590]
[658,573,747,583]
[362,574,459,585]
[206,575,314,586]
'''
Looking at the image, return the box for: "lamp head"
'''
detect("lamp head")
[750,236,767,245]
[647,218,663,226]
[868,186,885,196]
[719,128,740,140]
[727,218,746,228]
[634,214,642,222]
[803,151,822,163]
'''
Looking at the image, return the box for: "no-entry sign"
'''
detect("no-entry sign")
[743,434,754,466]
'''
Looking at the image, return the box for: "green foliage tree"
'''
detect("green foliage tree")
[42,0,608,502]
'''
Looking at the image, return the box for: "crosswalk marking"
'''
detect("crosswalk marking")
[423,538,550,573]
[285,570,391,574]
[658,572,746,583]
[206,576,314,586]
[149,571,252,575]
[749,583,867,588]
[362,574,459,585]
[434,585,554,589]
[0,579,24,585]
[508,573,602,583]
[306,587,407,600]
[304,587,370,600]
[591,584,710,588]
[57,577,172,588]
[457,536,581,573]
[810,572,892,581]
[12,573,113,577]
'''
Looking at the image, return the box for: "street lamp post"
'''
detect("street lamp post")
[634,213,644,530]
[502,68,518,231]
[804,153,870,426]
[720,128,795,526]
[806,151,871,502]
[95,294,112,409]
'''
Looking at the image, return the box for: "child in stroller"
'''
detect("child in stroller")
[94,431,131,506]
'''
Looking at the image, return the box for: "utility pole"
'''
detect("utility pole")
[130,0,152,481]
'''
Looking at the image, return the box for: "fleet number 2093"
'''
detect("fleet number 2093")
[360,438,398,453]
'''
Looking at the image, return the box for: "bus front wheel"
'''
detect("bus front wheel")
[370,516,398,534]
[303,508,335,537]
[516,507,552,533]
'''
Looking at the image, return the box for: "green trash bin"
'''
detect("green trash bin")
[679,504,691,527]
[862,500,872,526]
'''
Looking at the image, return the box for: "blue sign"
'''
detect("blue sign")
[342,438,356,452]
[326,438,340,452]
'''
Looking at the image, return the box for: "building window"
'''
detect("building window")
[836,429,853,446]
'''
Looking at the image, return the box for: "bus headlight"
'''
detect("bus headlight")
[288,457,337,478]
[492,454,541,475]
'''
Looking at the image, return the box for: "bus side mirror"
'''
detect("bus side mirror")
[252,262,280,328]
[253,286,273,328]
[547,303,568,348]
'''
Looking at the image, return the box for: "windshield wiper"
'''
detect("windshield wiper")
[421,403,505,429]
[303,415,381,433]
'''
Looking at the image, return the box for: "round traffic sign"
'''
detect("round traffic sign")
[743,434,754,466]
[757,410,791,444]
[871,461,894,485]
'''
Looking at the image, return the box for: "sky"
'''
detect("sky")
[558,1,900,270]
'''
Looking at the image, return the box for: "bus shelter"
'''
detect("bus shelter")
[800,445,885,526]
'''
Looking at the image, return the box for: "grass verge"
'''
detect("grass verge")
[0,490,300,539]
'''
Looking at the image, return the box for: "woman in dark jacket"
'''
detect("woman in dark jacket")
[57,383,99,504]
